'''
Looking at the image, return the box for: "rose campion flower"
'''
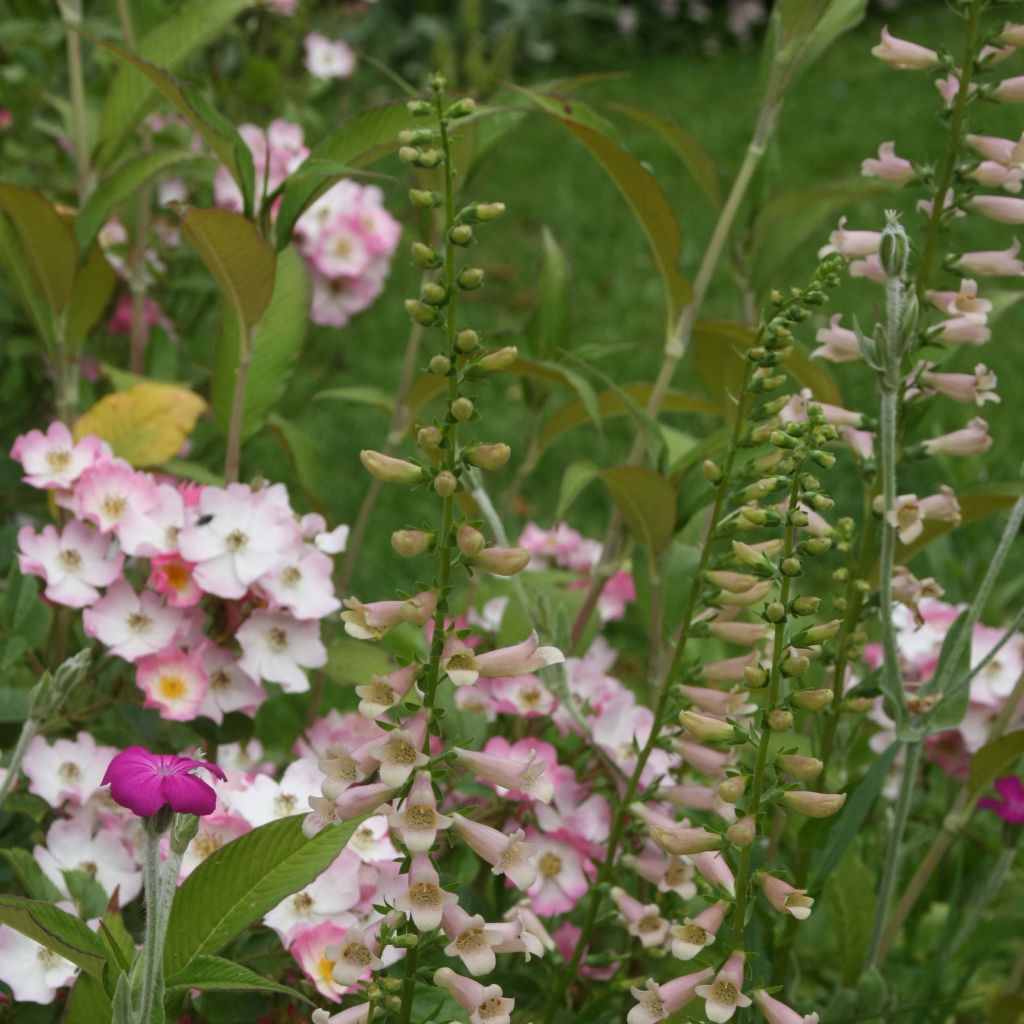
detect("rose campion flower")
[304,32,356,80]
[17,520,124,608]
[9,421,109,490]
[978,776,1024,823]
[102,746,227,817]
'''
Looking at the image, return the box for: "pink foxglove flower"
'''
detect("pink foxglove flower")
[968,194,1024,224]
[628,969,714,1024]
[83,581,184,661]
[870,26,939,70]
[326,925,385,986]
[0,926,78,1004]
[696,951,752,1023]
[237,610,327,693]
[177,483,300,598]
[978,776,1024,823]
[753,989,821,1024]
[311,1007,370,1024]
[610,887,670,947]
[21,731,115,807]
[818,216,882,259]
[304,32,356,80]
[624,845,698,899]
[342,589,438,640]
[102,746,226,817]
[860,141,915,183]
[450,814,538,890]
[670,900,727,960]
[10,421,109,490]
[917,364,999,406]
[443,631,564,688]
[303,782,398,837]
[966,131,1024,167]
[928,316,990,345]
[17,520,123,608]
[365,715,429,787]
[757,871,815,919]
[73,460,159,533]
[921,417,992,456]
[394,853,457,931]
[136,647,209,721]
[995,75,1024,102]
[971,160,1024,193]
[442,905,504,976]
[925,279,991,324]
[388,771,453,852]
[355,664,419,719]
[954,237,1024,276]
[434,967,514,1024]
[779,790,847,817]
[691,850,737,895]
[454,745,554,803]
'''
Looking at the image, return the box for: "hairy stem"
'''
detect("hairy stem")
[0,718,40,814]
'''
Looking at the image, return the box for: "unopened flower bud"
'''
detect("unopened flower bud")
[170,812,200,855]
[457,524,486,557]
[391,931,419,948]
[446,97,476,118]
[793,619,841,646]
[474,201,505,221]
[429,354,451,376]
[743,664,768,688]
[788,508,809,527]
[801,537,833,557]
[717,775,747,803]
[880,210,909,279]
[456,328,479,352]
[417,425,442,450]
[392,529,433,557]
[844,696,874,713]
[727,816,756,847]
[474,345,518,375]
[464,443,511,470]
[767,709,793,732]
[780,557,802,577]
[409,188,441,208]
[779,790,846,818]
[680,710,737,742]
[765,602,786,623]
[398,146,420,164]
[780,655,810,678]
[361,450,423,484]
[416,149,442,168]
[732,540,772,572]
[738,507,769,527]
[399,128,435,145]
[434,470,458,497]
[810,493,835,512]
[421,282,448,306]
[775,754,824,781]
[451,397,474,421]
[406,99,433,116]
[473,546,531,577]
[702,459,722,483]
[791,688,834,712]
[450,224,474,246]
[405,298,439,326]
[457,267,485,290]
[411,242,442,268]
[790,595,821,616]
[810,450,836,470]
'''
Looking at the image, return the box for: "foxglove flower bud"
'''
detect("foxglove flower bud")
[717,775,747,803]
[458,267,485,290]
[791,688,833,711]
[726,816,756,847]
[417,425,443,450]
[411,241,441,267]
[779,790,847,818]
[464,443,511,470]
[421,282,448,305]
[450,224,474,245]
[404,298,439,325]
[446,97,476,118]
[775,754,824,780]
[361,451,424,484]
[473,546,531,577]
[409,188,441,208]
[457,525,486,557]
[473,345,519,375]
[434,470,458,497]
[451,397,474,421]
[457,328,479,351]
[767,709,793,732]
[680,710,738,742]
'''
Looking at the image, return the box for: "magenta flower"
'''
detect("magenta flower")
[102,746,226,818]
[978,776,1024,824]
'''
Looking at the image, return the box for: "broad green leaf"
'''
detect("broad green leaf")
[74,383,206,467]
[97,911,136,976]
[324,635,395,686]
[0,848,63,901]
[0,895,108,977]
[599,466,677,556]
[66,245,117,350]
[63,972,113,1024]
[532,227,569,357]
[0,689,30,721]
[555,460,601,521]
[275,101,420,250]
[633,539,701,641]
[181,207,276,332]
[93,0,255,170]
[165,954,311,1002]
[210,245,307,440]
[313,385,396,415]
[607,101,722,211]
[0,213,54,345]
[513,85,691,330]
[0,182,77,314]
[63,870,109,921]
[266,413,323,504]
[163,814,366,975]
[537,385,719,458]
[967,730,1024,804]
[811,741,899,889]
[823,851,876,986]
[75,150,215,252]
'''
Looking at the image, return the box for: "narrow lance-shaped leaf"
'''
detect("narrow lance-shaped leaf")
[165,954,314,1002]
[599,465,677,556]
[66,245,117,350]
[0,895,108,977]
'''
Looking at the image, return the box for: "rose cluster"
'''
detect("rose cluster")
[12,421,346,722]
[213,118,402,328]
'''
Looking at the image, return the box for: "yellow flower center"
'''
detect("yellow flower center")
[159,674,187,699]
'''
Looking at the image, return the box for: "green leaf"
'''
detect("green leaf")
[513,85,692,331]
[210,245,307,440]
[66,245,117,350]
[769,0,868,87]
[607,101,722,211]
[0,895,108,977]
[165,954,311,1002]
[324,635,394,686]
[266,413,323,504]
[63,972,113,1024]
[75,150,215,253]
[555,460,601,521]
[0,688,30,722]
[967,730,1024,805]
[0,182,78,314]
[0,848,63,901]
[313,385,396,415]
[93,0,255,170]
[532,227,569,357]
[275,101,420,250]
[0,213,55,345]
[823,851,876,987]
[598,466,677,556]
[163,815,366,976]
[63,869,110,921]
[97,910,136,976]
[811,741,900,889]
[921,610,973,733]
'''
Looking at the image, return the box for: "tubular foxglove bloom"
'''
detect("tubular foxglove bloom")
[870,26,939,70]
[102,747,226,818]
[610,887,670,947]
[441,905,504,976]
[628,969,714,1024]
[394,853,457,931]
[921,417,993,456]
[669,900,727,961]
[450,814,538,890]
[316,743,366,800]
[968,195,1024,224]
[757,872,815,920]
[812,314,861,362]
[917,364,999,405]
[365,714,429,787]
[752,989,821,1024]
[779,790,847,818]
[444,631,564,688]
[433,967,514,1024]
[453,746,554,803]
[359,450,423,484]
[644,820,723,857]
[696,951,752,1023]
[341,589,439,640]
[953,237,1024,276]
[311,1006,370,1024]
[861,141,915,183]
[327,928,384,986]
[679,709,744,742]
[355,664,419,718]
[818,216,883,258]
[388,770,453,852]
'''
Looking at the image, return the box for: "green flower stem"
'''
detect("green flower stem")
[58,0,91,204]
[134,827,177,1024]
[731,471,802,949]
[223,325,256,483]
[877,384,903,723]
[915,0,984,299]
[0,717,40,814]
[540,377,755,1024]
[396,86,460,1024]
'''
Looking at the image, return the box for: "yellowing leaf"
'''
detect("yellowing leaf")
[75,383,206,466]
